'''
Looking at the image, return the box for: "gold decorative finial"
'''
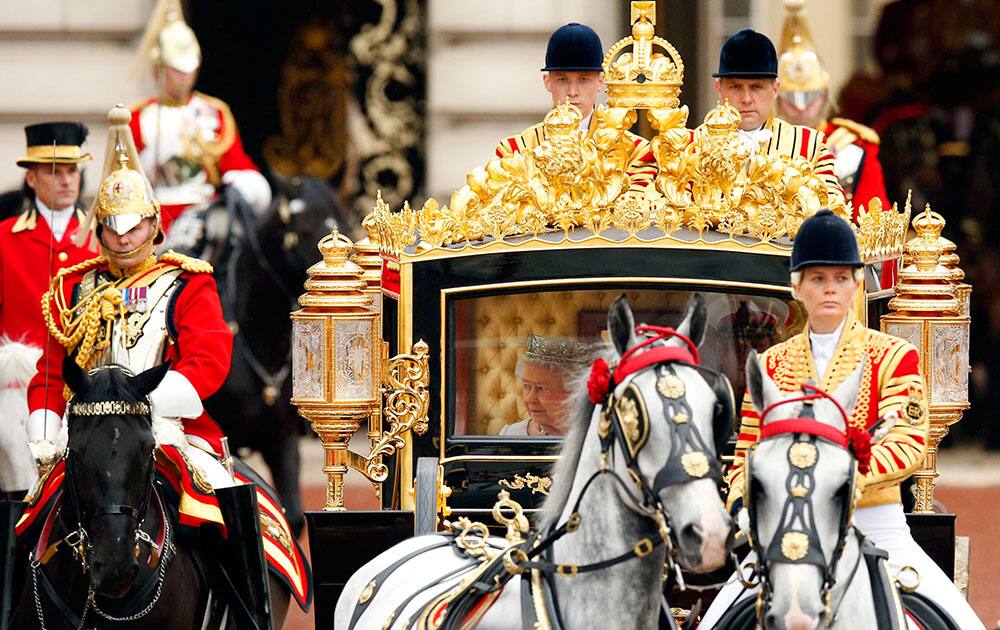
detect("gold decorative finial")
[603,1,684,109]
[299,230,371,310]
[888,204,961,314]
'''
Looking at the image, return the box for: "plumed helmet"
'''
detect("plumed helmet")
[74,106,160,247]
[135,0,201,75]
[542,23,604,72]
[778,0,830,108]
[790,209,862,271]
[713,29,778,79]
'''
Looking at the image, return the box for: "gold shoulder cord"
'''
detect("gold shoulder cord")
[159,250,214,274]
[40,255,127,371]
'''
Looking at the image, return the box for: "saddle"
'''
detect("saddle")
[710,541,959,629]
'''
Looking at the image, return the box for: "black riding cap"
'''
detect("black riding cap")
[713,28,778,79]
[790,209,863,271]
[542,23,604,72]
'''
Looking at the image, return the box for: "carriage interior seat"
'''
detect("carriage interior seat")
[453,289,803,436]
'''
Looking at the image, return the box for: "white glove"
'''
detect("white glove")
[149,370,203,419]
[222,169,272,216]
[28,440,61,469]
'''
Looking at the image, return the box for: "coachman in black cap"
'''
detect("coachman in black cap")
[708,28,846,211]
[494,22,657,192]
[16,122,91,168]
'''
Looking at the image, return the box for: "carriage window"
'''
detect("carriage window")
[450,288,805,437]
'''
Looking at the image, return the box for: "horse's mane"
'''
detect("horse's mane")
[538,344,612,529]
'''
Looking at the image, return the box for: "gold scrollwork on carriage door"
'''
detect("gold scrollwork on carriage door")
[498,473,553,496]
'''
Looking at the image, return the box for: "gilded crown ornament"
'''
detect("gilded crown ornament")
[603,1,684,110]
[363,0,904,262]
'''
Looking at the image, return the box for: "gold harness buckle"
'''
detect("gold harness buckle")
[634,538,654,558]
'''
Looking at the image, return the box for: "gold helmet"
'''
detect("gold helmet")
[777,0,830,109]
[75,106,160,249]
[135,0,201,74]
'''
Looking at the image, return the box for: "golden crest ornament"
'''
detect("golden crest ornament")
[680,451,709,478]
[657,373,685,399]
[781,531,810,561]
[788,442,818,469]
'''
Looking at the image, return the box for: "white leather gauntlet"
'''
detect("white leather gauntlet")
[222,170,272,215]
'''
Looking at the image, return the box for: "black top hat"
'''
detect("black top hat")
[541,23,604,72]
[713,28,778,79]
[790,209,862,271]
[17,122,91,167]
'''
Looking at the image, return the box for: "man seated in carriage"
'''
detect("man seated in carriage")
[18,107,310,616]
[707,29,847,213]
[699,210,981,627]
[494,22,658,192]
[128,0,271,243]
[499,335,591,437]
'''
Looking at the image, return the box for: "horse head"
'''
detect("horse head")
[600,294,734,573]
[744,350,864,630]
[62,358,168,598]
[265,174,349,275]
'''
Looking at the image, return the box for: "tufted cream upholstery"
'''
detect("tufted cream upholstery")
[455,289,694,435]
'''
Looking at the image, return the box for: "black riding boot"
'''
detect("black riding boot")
[0,498,25,630]
[215,484,272,630]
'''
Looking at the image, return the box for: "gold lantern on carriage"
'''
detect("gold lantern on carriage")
[291,229,429,511]
[881,206,971,512]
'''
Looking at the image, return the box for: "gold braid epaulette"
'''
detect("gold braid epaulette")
[39,255,126,372]
[159,250,214,274]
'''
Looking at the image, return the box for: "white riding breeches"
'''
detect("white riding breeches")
[153,416,235,490]
[698,503,984,629]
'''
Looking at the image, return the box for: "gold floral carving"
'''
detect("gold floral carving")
[498,473,553,496]
[363,4,907,262]
[657,373,685,399]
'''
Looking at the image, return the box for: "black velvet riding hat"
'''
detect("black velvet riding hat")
[713,28,778,79]
[17,122,91,167]
[542,23,604,72]
[790,209,862,271]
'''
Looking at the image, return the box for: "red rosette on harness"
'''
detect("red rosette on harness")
[587,357,612,404]
[847,424,872,475]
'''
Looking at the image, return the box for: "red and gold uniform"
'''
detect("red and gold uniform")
[0,206,92,347]
[495,114,658,191]
[822,118,890,220]
[726,311,927,511]
[130,92,265,232]
[763,116,844,206]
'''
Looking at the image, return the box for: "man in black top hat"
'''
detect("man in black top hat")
[709,28,846,211]
[494,22,656,190]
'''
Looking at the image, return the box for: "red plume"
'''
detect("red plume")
[587,358,612,404]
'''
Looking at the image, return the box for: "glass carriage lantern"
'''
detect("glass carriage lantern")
[881,206,970,513]
[290,230,380,510]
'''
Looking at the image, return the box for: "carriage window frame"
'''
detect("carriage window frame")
[439,278,795,459]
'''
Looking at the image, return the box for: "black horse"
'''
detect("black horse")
[198,176,350,537]
[10,360,290,629]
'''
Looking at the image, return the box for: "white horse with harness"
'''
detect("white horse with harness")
[335,294,736,629]
[706,352,959,629]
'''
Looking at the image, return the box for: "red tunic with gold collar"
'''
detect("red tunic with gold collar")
[727,312,928,511]
[0,206,94,348]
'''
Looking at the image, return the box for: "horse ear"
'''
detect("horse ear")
[745,351,782,419]
[608,294,636,356]
[62,357,90,396]
[675,293,707,347]
[131,361,171,398]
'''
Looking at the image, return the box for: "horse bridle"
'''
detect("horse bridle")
[747,385,861,627]
[31,386,175,629]
[510,325,734,584]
